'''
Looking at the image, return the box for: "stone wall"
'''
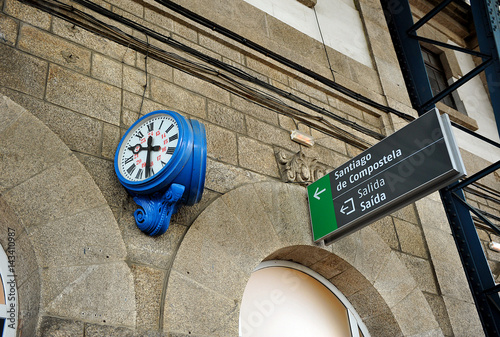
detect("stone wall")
[0,0,492,335]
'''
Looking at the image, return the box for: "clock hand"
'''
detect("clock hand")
[128,144,147,155]
[145,136,152,178]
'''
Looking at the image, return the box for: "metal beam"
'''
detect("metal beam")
[451,122,500,147]
[382,0,500,334]
[450,160,500,191]
[407,0,455,33]
[441,188,500,336]
[452,193,500,235]
[409,34,490,58]
[421,57,493,110]
[381,0,435,113]
[470,0,500,137]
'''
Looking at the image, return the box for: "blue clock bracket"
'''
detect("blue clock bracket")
[114,110,207,236]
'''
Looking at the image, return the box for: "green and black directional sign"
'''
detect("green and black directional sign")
[307,108,466,244]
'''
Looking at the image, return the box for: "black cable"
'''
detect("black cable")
[313,7,335,82]
[471,183,500,200]
[476,210,500,226]
[24,0,386,141]
[465,185,500,205]
[153,0,416,123]
[139,35,149,115]
[19,0,380,149]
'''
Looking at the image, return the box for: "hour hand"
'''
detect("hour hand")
[128,144,146,154]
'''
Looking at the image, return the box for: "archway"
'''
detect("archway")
[0,95,135,334]
[239,260,371,337]
[164,180,441,336]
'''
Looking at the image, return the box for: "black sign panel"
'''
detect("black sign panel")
[308,109,466,244]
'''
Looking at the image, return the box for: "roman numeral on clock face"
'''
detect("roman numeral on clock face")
[127,164,136,175]
[125,156,134,164]
[135,130,144,139]
[135,169,143,180]
[169,134,178,142]
[167,146,176,155]
[147,122,154,132]
[166,124,174,133]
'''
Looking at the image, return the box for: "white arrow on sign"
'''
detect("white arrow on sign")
[340,198,355,215]
[314,187,326,200]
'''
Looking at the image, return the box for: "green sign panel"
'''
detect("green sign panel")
[307,174,337,241]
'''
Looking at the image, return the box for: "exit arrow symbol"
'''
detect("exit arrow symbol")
[340,198,355,215]
[314,187,326,200]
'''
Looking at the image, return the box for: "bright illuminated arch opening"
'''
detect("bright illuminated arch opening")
[239,260,370,337]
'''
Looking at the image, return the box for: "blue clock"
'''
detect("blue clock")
[115,110,207,235]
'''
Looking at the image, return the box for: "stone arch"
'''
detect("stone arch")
[263,245,403,336]
[0,197,40,335]
[0,96,136,334]
[164,180,442,336]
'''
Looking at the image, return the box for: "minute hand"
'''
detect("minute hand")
[145,137,162,178]
[146,136,152,178]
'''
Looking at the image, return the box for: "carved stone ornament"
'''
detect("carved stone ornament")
[277,151,328,186]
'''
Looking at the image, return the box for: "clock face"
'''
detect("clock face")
[117,113,180,182]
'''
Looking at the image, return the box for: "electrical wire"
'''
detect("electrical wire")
[139,35,149,115]
[463,182,500,233]
[313,7,336,82]
[20,0,382,148]
[23,0,386,141]
[152,0,416,123]
[465,183,500,207]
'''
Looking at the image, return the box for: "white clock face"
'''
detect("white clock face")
[118,114,179,182]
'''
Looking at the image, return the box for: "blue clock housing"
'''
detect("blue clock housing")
[114,110,207,236]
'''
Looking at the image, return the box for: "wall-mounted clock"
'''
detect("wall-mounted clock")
[115,110,207,236]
